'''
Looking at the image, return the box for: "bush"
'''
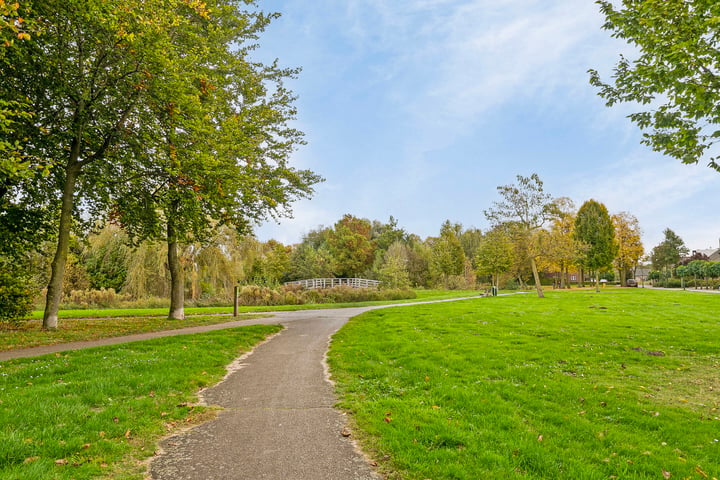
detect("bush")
[236,284,416,306]
[61,288,133,309]
[0,271,34,324]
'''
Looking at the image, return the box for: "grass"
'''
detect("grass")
[0,314,271,352]
[328,288,720,479]
[0,324,282,479]
[3,290,484,352]
[27,289,483,319]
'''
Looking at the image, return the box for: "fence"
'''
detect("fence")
[284,278,381,290]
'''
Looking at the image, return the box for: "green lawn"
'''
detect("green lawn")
[0,325,281,480]
[4,290,484,352]
[328,288,720,479]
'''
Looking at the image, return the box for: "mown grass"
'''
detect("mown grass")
[26,289,482,319]
[0,314,271,352]
[5,290,484,352]
[328,288,720,479]
[0,325,281,480]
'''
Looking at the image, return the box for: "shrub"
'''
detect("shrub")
[0,271,34,324]
[61,288,133,309]
[236,284,416,306]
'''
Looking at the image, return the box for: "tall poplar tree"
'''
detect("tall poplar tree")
[574,199,617,292]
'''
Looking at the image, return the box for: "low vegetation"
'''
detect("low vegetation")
[0,325,282,480]
[328,288,720,479]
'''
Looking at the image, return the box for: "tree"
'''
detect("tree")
[327,214,376,278]
[545,197,582,289]
[650,228,688,273]
[377,241,411,289]
[574,199,617,292]
[429,220,466,288]
[590,1,720,171]
[4,0,216,328]
[611,212,644,286]
[484,174,556,298]
[475,227,514,288]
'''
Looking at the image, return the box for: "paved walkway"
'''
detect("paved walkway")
[1,296,486,479]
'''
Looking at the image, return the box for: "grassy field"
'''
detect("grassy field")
[0,314,273,352]
[328,288,720,479]
[0,325,281,480]
[2,290,483,352]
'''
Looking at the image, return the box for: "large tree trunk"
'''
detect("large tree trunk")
[530,257,544,298]
[167,212,185,320]
[43,161,81,330]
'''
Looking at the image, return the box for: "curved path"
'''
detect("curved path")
[1,296,486,479]
[150,307,381,480]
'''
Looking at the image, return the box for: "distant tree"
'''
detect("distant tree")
[83,224,130,292]
[327,214,376,277]
[590,1,720,172]
[475,227,514,288]
[460,227,483,262]
[406,238,432,288]
[485,174,556,298]
[650,228,688,273]
[377,241,411,289]
[288,243,335,280]
[545,197,582,288]
[574,199,617,292]
[371,216,408,252]
[611,212,644,286]
[429,220,466,288]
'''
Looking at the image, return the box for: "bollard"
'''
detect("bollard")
[233,286,239,317]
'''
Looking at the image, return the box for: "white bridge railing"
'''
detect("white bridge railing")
[284,278,381,290]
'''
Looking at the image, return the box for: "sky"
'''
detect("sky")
[252,0,720,253]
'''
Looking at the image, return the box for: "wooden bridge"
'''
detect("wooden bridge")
[284,278,381,290]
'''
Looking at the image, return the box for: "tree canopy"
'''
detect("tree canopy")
[590,0,720,171]
[574,199,617,292]
[2,0,319,326]
[484,173,556,298]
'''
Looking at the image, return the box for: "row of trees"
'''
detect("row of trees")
[1,1,321,326]
[31,174,646,308]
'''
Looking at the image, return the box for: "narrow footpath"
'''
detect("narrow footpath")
[150,307,380,480]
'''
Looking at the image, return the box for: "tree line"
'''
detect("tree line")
[2,173,653,324]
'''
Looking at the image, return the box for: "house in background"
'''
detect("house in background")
[690,244,720,262]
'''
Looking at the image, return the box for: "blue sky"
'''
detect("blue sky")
[253,0,720,253]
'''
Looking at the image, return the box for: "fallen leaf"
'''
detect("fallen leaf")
[82,443,91,449]
[383,417,392,423]
[432,405,440,409]
[662,470,671,479]
[537,435,543,442]
[341,427,351,437]
[55,459,68,465]
[23,457,39,464]
[98,431,106,438]
[149,391,155,398]
[124,429,131,439]
[424,375,430,382]
[113,417,119,423]
[695,465,708,478]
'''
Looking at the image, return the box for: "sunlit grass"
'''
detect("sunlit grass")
[328,288,720,479]
[0,325,281,479]
[0,314,271,352]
